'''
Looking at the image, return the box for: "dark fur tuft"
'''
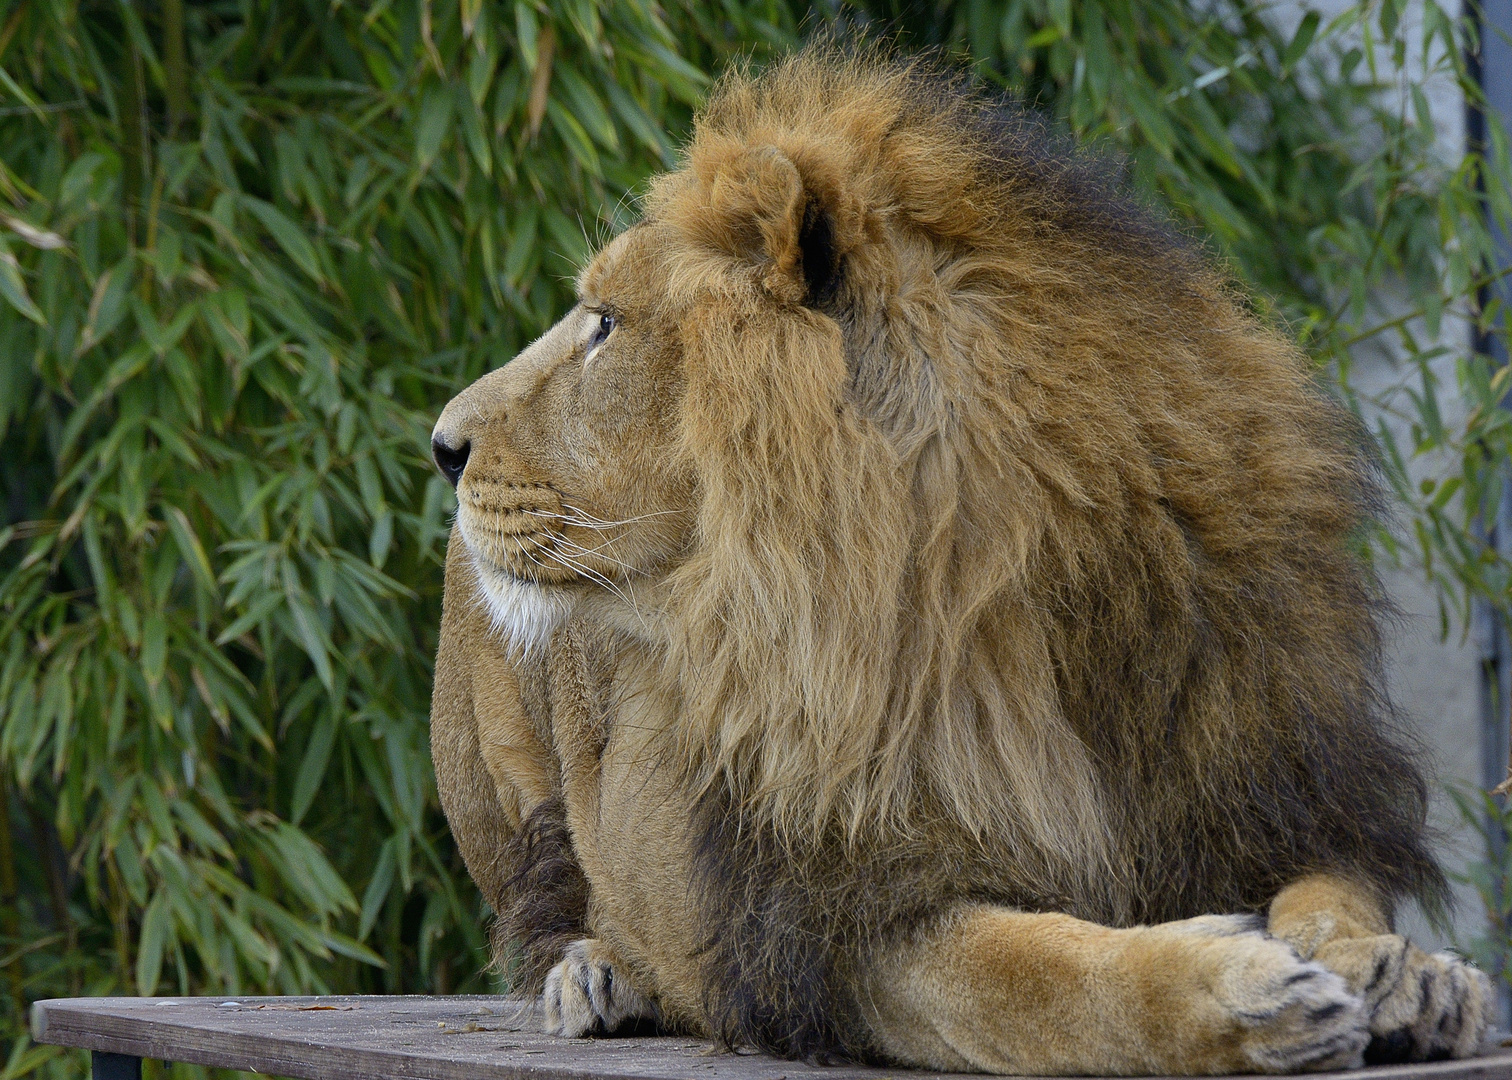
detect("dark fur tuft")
[493,796,590,994]
[690,786,870,1063]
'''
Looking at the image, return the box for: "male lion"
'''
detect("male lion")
[428,49,1492,1075]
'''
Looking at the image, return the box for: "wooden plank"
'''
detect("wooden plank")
[30,996,1512,1080]
[32,996,952,1080]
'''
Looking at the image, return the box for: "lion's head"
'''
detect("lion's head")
[433,48,1439,935]
[431,233,695,653]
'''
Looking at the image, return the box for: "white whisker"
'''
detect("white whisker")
[537,544,651,635]
[517,508,616,530]
[562,504,684,528]
[539,544,632,604]
[560,533,628,556]
[517,505,682,533]
[554,535,644,575]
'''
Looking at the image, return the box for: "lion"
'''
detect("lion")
[427,48,1493,1075]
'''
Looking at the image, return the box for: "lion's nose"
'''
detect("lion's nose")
[432,436,470,487]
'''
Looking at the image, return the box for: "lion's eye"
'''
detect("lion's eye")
[587,311,616,354]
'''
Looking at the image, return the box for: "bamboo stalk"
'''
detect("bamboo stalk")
[119,14,149,248]
[162,0,187,136]
[0,774,23,1013]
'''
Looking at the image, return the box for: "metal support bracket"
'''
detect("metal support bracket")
[92,1052,142,1080]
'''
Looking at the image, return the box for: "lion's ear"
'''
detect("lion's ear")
[694,143,846,307]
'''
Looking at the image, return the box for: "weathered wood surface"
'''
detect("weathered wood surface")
[30,995,1512,1080]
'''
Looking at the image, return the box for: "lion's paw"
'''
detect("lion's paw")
[542,938,657,1037]
[1163,917,1369,1073]
[1313,936,1491,1063]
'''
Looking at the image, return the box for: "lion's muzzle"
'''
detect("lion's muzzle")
[454,477,579,585]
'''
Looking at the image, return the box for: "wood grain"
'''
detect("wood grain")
[30,996,1512,1080]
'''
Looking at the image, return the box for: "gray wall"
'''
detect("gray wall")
[1273,0,1502,957]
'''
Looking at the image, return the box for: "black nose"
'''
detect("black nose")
[432,437,470,487]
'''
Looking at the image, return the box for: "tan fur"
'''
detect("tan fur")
[431,538,534,901]
[861,907,1365,1074]
[429,48,1487,1074]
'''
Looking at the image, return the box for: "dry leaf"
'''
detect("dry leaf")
[527,26,556,140]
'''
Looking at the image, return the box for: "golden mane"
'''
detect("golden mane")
[599,52,1444,1056]
[641,45,1427,919]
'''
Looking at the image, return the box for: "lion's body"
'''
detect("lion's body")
[429,50,1490,1074]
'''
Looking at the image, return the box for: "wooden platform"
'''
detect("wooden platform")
[29,995,1512,1080]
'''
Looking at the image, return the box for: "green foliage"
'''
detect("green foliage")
[0,0,1508,1077]
[0,1,793,1074]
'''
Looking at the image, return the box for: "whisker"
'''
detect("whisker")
[517,506,682,533]
[537,544,650,634]
[562,504,684,527]
[517,508,614,531]
[519,514,635,557]
[541,545,632,604]
[518,508,614,530]
[554,535,644,575]
[513,537,555,576]
[512,531,635,608]
[559,533,627,556]
[561,502,683,522]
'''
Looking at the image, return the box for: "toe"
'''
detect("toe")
[1217,936,1369,1073]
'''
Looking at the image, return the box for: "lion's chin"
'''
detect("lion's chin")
[470,557,573,657]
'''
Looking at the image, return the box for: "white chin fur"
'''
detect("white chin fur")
[471,560,572,656]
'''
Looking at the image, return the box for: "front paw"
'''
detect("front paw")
[1150,916,1369,1073]
[1313,936,1491,1063]
[1216,933,1370,1072]
[542,938,657,1037]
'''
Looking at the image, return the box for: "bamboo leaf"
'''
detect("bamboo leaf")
[290,714,337,826]
[243,197,325,284]
[136,892,171,995]
[165,506,217,597]
[0,241,42,324]
[515,3,541,69]
[358,836,397,940]
[1282,11,1321,70]
[75,258,135,357]
[141,612,168,688]
[414,84,454,171]
[284,593,335,693]
[527,26,556,138]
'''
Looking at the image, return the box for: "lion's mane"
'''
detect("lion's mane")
[628,48,1442,1060]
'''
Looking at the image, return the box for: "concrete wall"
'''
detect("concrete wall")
[1352,352,1488,956]
[1271,0,1494,956]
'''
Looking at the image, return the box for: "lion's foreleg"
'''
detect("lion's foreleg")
[433,533,554,913]
[858,903,1367,1075]
[537,624,673,1037]
[1268,874,1492,1063]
